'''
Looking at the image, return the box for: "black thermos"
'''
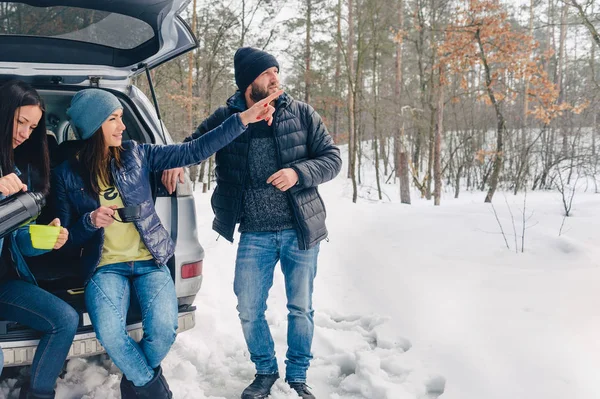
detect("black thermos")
[0,191,46,239]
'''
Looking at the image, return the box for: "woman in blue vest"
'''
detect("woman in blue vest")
[52,88,281,398]
[0,80,78,399]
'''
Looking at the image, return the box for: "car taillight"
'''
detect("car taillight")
[181,260,203,279]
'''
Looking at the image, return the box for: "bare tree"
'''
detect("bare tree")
[304,0,312,103]
[332,0,342,144]
[434,66,444,205]
[395,0,411,204]
[346,0,358,202]
[441,0,566,202]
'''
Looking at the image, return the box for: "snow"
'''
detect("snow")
[1,147,599,399]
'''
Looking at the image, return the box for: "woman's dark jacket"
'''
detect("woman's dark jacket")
[0,166,50,285]
[184,92,342,250]
[53,114,247,284]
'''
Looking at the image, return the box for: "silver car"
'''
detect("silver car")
[0,0,203,367]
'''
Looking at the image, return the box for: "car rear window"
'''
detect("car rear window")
[0,3,154,50]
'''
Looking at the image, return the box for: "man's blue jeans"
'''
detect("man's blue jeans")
[85,260,178,387]
[0,280,79,395]
[234,229,319,383]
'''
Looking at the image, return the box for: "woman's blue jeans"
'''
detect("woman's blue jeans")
[0,279,79,395]
[85,260,177,387]
[234,229,319,383]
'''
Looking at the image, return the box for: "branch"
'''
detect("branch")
[490,203,510,250]
[504,194,518,253]
[569,0,600,50]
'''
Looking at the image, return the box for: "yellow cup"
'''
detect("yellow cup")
[29,225,61,250]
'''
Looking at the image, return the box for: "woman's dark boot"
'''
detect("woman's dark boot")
[131,366,173,399]
[120,374,137,399]
[18,384,55,399]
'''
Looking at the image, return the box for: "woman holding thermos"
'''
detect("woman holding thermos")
[0,80,78,399]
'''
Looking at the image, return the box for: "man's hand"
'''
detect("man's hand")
[90,205,119,228]
[162,168,185,195]
[48,218,69,250]
[267,168,299,192]
[0,173,26,196]
[239,89,284,127]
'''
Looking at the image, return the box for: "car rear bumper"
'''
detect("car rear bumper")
[0,310,195,367]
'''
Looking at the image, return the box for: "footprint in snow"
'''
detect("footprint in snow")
[310,310,445,399]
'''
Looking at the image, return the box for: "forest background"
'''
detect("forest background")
[135,0,599,207]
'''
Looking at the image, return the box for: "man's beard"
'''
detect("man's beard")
[249,83,277,103]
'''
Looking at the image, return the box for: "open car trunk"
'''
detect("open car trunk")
[0,1,202,367]
[0,0,197,74]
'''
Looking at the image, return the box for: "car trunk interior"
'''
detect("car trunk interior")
[0,85,166,339]
[0,1,197,71]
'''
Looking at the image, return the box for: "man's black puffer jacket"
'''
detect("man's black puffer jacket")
[185,92,342,250]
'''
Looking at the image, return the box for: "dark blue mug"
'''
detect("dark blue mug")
[111,205,141,223]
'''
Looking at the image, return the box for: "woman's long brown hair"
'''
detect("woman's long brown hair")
[0,80,50,194]
[76,128,123,195]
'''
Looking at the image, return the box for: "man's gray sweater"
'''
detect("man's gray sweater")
[238,121,295,233]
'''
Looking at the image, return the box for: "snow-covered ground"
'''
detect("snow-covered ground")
[1,151,599,399]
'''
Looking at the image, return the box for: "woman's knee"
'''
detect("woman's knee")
[94,322,130,351]
[155,327,176,349]
[90,307,128,348]
[59,305,79,336]
[143,284,177,341]
[146,314,177,345]
[42,301,79,336]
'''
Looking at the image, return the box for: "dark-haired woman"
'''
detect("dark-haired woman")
[0,80,78,399]
[52,88,282,398]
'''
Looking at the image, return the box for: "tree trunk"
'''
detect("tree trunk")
[434,67,443,206]
[186,0,197,134]
[413,0,426,172]
[189,165,198,191]
[347,0,357,202]
[357,65,364,186]
[332,0,342,143]
[207,156,214,191]
[347,0,355,181]
[202,82,213,197]
[184,0,197,192]
[592,35,598,190]
[593,109,598,193]
[396,0,410,204]
[372,22,382,201]
[240,0,246,47]
[558,2,568,156]
[380,134,388,176]
[447,128,454,186]
[455,165,463,198]
[475,29,505,203]
[304,0,312,103]
[198,161,207,193]
[424,0,438,201]
[426,111,434,200]
[514,0,534,195]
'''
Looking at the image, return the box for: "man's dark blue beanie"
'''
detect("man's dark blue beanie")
[234,47,279,93]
